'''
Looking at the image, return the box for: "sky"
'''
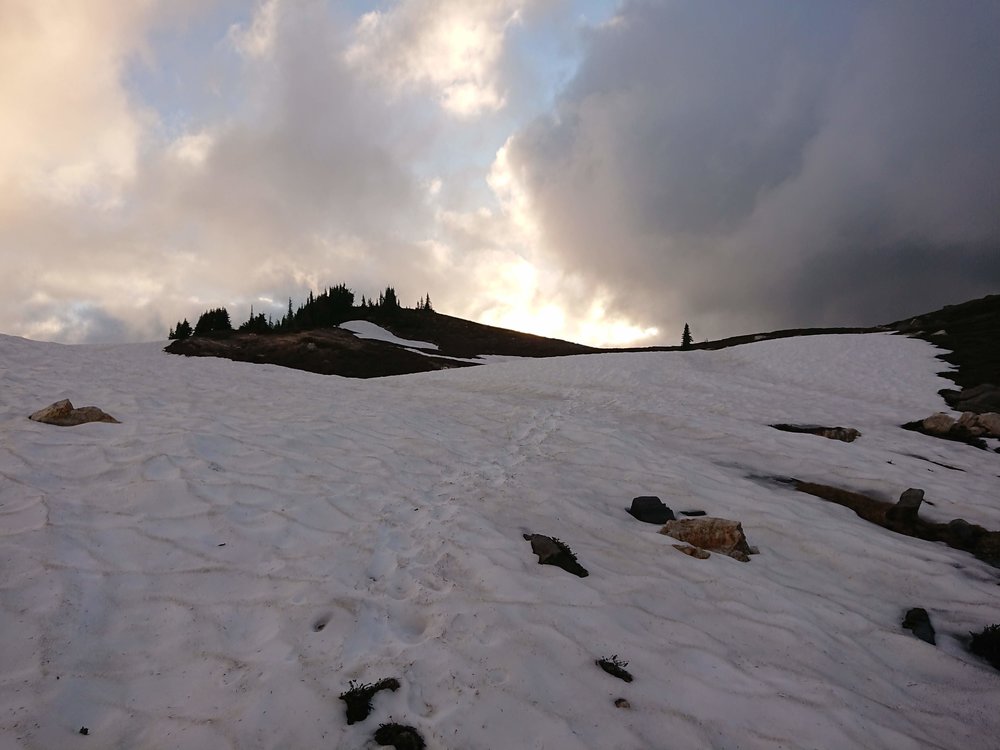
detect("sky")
[1,0,998,347]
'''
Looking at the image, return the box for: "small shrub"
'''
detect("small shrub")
[969,624,1000,670]
[339,677,400,724]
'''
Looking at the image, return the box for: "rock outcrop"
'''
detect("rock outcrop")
[660,518,755,562]
[29,399,119,427]
[792,482,1000,568]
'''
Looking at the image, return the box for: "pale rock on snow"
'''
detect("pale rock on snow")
[28,398,119,426]
[1,332,999,749]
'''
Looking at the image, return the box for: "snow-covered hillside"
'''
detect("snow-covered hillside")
[1,333,998,749]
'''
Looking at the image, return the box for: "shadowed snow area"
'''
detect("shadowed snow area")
[1,333,998,748]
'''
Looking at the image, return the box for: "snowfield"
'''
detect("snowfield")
[1,332,998,749]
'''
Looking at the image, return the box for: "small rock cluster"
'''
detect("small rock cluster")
[920,411,1000,440]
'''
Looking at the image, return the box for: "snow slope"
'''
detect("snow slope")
[1,333,998,749]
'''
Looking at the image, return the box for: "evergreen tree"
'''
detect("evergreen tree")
[193,307,233,336]
[168,318,192,340]
[681,323,693,350]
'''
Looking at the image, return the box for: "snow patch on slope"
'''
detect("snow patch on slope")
[340,320,439,350]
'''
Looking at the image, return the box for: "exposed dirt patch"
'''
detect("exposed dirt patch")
[792,481,1000,568]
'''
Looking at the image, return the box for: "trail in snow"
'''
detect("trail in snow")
[0,333,998,749]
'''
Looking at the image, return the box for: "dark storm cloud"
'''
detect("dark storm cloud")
[506,0,1000,339]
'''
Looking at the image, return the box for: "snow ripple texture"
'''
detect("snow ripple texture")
[1,333,998,749]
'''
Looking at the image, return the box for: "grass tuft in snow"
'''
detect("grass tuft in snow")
[339,678,401,724]
[596,654,634,683]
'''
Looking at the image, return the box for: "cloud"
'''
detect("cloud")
[502,0,1000,340]
[346,0,532,117]
[0,1,451,342]
[0,0,154,208]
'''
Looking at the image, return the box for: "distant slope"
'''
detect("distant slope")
[165,294,1000,386]
[164,309,596,378]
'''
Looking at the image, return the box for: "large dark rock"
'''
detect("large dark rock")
[626,496,675,524]
[902,608,936,645]
[886,488,924,526]
[374,723,426,749]
[942,384,1000,414]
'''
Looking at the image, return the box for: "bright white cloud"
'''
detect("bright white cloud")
[346,0,529,117]
[0,0,153,208]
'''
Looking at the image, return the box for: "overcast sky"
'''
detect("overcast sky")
[2,1,998,346]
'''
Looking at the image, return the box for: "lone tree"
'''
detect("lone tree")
[681,323,693,350]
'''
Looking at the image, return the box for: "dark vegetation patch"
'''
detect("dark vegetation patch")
[596,655,633,682]
[969,624,1000,670]
[791,482,1000,568]
[339,678,400,724]
[374,723,426,750]
[770,424,860,442]
[523,534,589,577]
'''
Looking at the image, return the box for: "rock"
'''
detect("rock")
[672,544,710,559]
[660,518,753,562]
[679,509,706,517]
[29,399,119,427]
[977,412,1000,438]
[373,723,426,750]
[523,534,589,577]
[771,424,861,442]
[886,488,924,526]
[920,413,956,434]
[943,383,1000,414]
[956,412,987,437]
[626,496,675,524]
[614,698,631,709]
[947,518,982,547]
[902,608,936,645]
